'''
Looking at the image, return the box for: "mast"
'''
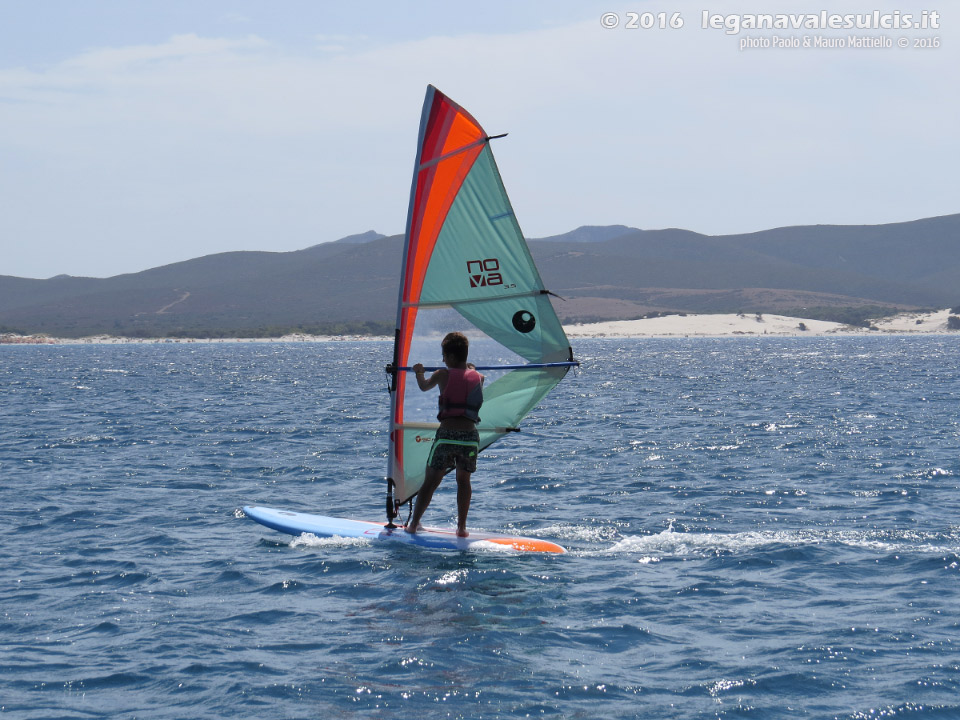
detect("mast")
[385,85,436,524]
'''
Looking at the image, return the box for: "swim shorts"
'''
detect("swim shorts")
[427,428,480,473]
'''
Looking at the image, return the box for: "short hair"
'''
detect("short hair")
[441,332,469,364]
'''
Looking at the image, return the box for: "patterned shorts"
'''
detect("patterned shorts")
[427,428,480,473]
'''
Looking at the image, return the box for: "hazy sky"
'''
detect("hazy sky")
[2,0,956,278]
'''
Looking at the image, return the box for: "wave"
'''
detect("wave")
[589,525,960,558]
[289,532,371,549]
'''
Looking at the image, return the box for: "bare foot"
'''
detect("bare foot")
[404,523,423,534]
[456,527,469,538]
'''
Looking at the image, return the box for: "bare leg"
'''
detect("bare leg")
[455,467,472,537]
[405,465,444,533]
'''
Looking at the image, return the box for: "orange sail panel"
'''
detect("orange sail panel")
[391,88,488,503]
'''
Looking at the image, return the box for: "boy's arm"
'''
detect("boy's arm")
[413,364,445,391]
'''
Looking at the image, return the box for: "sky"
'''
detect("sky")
[1,0,957,279]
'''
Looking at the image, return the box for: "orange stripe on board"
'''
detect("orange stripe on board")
[486,537,567,553]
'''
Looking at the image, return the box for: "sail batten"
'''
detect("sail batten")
[404,288,549,310]
[418,136,492,171]
[387,85,575,512]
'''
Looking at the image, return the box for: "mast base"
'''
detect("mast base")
[385,478,399,529]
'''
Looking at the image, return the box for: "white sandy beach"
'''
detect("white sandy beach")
[564,308,958,339]
[2,310,957,345]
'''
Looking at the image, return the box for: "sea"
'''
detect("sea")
[1,336,958,719]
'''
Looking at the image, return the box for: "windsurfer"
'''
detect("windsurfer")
[405,332,484,537]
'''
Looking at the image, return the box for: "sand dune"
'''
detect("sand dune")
[565,309,958,338]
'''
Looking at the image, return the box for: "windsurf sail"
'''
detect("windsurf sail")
[385,85,577,522]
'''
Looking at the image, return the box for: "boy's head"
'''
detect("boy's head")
[441,332,469,365]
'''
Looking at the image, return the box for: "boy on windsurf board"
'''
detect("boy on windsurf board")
[406,332,484,538]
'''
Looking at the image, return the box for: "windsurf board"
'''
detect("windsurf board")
[243,505,566,553]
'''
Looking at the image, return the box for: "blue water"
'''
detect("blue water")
[2,337,959,719]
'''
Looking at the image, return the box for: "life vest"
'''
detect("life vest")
[438,368,483,422]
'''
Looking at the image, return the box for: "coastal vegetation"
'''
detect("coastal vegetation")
[781,305,904,329]
[161,321,393,340]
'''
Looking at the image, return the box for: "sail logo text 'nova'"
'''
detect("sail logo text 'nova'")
[467,258,503,288]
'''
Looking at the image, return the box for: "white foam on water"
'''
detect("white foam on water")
[538,523,623,544]
[433,569,469,586]
[289,532,371,549]
[588,526,960,559]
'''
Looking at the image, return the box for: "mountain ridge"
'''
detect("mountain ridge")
[2,214,958,337]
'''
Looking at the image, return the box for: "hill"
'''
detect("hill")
[532,214,960,322]
[1,214,958,337]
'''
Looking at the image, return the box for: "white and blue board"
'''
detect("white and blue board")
[243,505,566,553]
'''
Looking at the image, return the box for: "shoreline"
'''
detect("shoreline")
[2,310,957,345]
